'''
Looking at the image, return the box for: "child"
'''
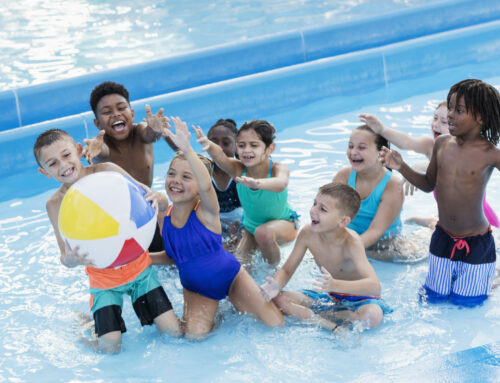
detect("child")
[150,117,283,339]
[84,81,171,252]
[379,78,500,306]
[34,129,181,353]
[260,182,390,331]
[206,118,243,245]
[196,120,299,264]
[333,124,409,262]
[360,105,499,228]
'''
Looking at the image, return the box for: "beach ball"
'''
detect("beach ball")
[58,171,157,268]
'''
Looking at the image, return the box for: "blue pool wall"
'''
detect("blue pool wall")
[2,0,500,201]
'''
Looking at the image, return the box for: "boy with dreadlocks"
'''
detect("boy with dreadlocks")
[380,79,500,306]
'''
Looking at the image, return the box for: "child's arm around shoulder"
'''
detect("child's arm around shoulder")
[260,226,311,300]
[313,232,381,297]
[237,161,289,193]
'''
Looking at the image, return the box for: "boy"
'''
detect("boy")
[379,79,500,306]
[84,81,171,252]
[34,129,180,353]
[260,182,390,331]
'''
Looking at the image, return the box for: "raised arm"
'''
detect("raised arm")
[82,130,110,164]
[236,161,289,193]
[193,126,243,179]
[379,145,437,192]
[360,113,434,157]
[136,104,171,143]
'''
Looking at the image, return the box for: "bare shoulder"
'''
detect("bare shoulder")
[333,166,351,183]
[344,228,365,257]
[271,161,289,176]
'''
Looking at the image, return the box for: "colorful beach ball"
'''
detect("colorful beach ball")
[58,171,157,268]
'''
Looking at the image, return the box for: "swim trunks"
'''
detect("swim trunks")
[162,203,241,300]
[236,159,299,235]
[148,222,164,253]
[90,265,173,336]
[301,289,393,314]
[419,224,496,306]
[347,169,402,238]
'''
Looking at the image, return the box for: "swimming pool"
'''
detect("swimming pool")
[1,1,500,382]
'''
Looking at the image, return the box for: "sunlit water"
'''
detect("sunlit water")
[0,0,433,91]
[1,0,500,381]
[2,84,500,381]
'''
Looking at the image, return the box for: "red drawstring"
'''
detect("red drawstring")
[450,238,470,260]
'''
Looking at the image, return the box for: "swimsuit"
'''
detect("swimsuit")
[236,159,299,235]
[419,224,496,306]
[347,170,402,238]
[87,252,173,337]
[212,176,243,231]
[301,289,392,314]
[162,203,241,300]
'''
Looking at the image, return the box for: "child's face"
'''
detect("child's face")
[447,93,482,137]
[208,126,236,158]
[38,138,83,184]
[431,105,449,139]
[94,94,135,141]
[310,193,345,232]
[347,129,379,172]
[236,129,274,167]
[165,158,199,203]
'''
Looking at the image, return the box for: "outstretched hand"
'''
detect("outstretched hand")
[260,277,281,302]
[144,189,169,212]
[82,130,105,164]
[63,240,94,268]
[165,117,195,153]
[359,113,385,134]
[192,125,212,152]
[145,104,170,138]
[235,175,261,190]
[378,146,403,170]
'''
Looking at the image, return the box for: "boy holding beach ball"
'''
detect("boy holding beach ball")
[34,129,181,354]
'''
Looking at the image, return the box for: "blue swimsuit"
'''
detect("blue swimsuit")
[347,170,402,238]
[162,204,241,300]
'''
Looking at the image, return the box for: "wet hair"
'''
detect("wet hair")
[237,120,276,147]
[318,182,361,219]
[354,124,390,150]
[33,129,75,167]
[207,119,238,137]
[90,81,130,116]
[169,152,214,177]
[447,79,500,145]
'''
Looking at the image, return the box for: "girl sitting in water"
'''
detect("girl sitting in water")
[360,102,499,229]
[196,120,299,264]
[207,118,243,249]
[150,117,283,339]
[333,124,420,262]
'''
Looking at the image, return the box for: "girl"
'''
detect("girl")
[196,120,299,264]
[151,117,283,338]
[207,119,243,246]
[360,102,499,229]
[333,125,409,262]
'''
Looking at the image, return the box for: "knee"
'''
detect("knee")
[182,318,213,340]
[254,226,275,247]
[98,331,122,354]
[356,306,383,329]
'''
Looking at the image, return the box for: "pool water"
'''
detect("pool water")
[1,82,499,382]
[1,0,500,381]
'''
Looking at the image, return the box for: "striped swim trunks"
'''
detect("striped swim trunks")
[419,224,496,307]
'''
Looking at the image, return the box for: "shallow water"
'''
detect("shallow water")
[1,83,499,381]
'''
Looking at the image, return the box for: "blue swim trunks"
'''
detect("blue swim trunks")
[420,225,496,307]
[302,289,393,314]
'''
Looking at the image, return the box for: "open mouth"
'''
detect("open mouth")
[61,167,74,177]
[350,158,363,165]
[112,120,126,132]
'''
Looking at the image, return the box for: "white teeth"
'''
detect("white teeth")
[112,121,124,126]
[62,168,73,176]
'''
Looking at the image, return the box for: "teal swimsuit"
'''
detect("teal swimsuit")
[347,169,402,238]
[236,159,298,235]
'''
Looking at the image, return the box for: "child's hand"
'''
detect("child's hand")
[359,113,385,134]
[235,176,261,190]
[260,277,281,301]
[379,146,403,170]
[82,131,105,164]
[145,104,170,138]
[145,189,169,212]
[63,240,94,268]
[312,266,336,292]
[402,178,417,196]
[165,117,192,153]
[192,126,212,152]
